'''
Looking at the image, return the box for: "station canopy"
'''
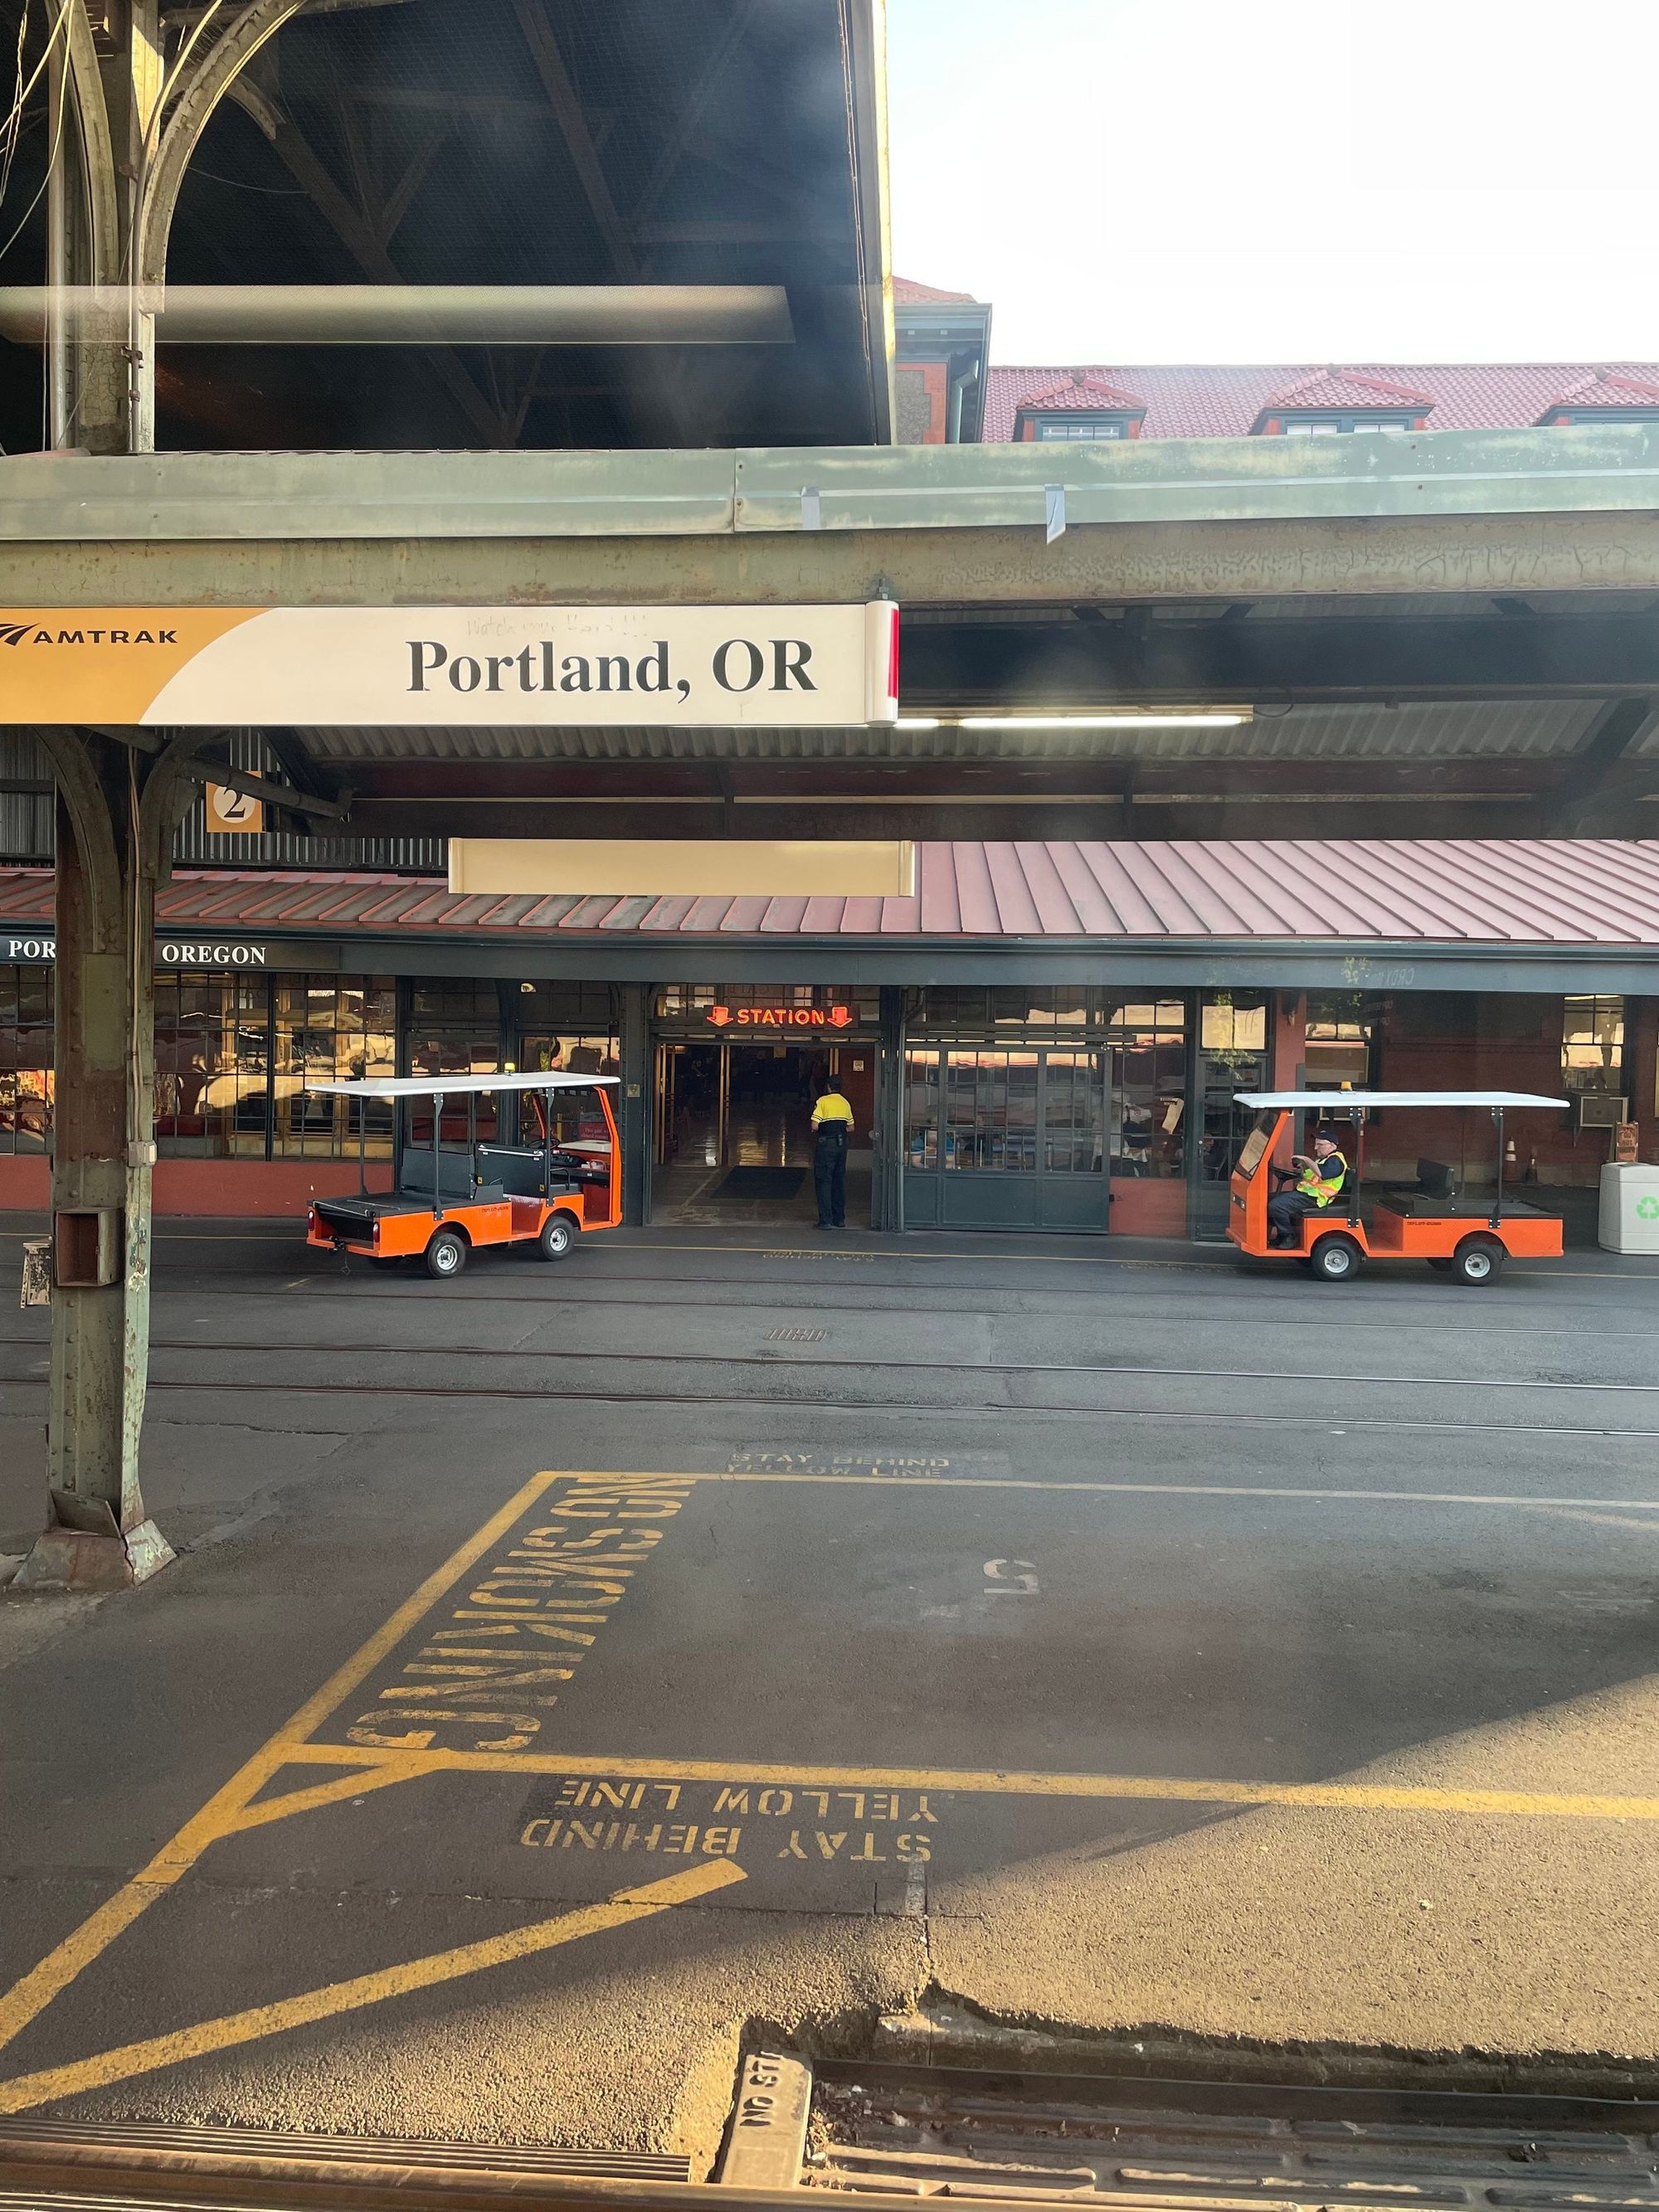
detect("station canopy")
[0,0,890,454]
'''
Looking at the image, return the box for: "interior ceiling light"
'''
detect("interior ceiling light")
[896,711,1253,732]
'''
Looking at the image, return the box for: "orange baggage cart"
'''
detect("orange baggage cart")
[1228,1089,1569,1286]
[303,1071,620,1279]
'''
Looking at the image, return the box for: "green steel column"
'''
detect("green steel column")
[874,986,906,1231]
[15,732,172,1591]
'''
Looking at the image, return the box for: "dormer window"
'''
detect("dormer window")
[1253,371,1431,438]
[1279,412,1418,435]
[1014,373,1146,444]
[1029,413,1136,441]
[1539,372,1659,425]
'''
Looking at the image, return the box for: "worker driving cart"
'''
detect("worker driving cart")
[1228,1089,1569,1286]
[1267,1129,1349,1247]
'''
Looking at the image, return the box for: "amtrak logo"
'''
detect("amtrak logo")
[0,616,178,645]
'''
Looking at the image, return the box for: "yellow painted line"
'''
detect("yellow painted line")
[0,1859,742,2119]
[223,1757,431,1839]
[0,1466,565,2058]
[270,1740,1659,1823]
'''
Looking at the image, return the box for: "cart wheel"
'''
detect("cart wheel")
[1451,1236,1503,1286]
[1309,1233,1362,1282]
[538,1212,575,1261]
[1427,1257,1452,1271]
[425,1228,468,1280]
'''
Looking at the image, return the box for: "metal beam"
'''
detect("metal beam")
[509,0,639,279]
[341,794,1556,843]
[900,615,1659,705]
[225,80,504,445]
[92,727,348,819]
[1547,695,1656,818]
[629,0,761,228]
[0,284,796,345]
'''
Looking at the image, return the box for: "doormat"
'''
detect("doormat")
[713,1167,807,1200]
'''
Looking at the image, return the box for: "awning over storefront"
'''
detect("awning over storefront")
[5,839,1659,991]
[9,838,1659,941]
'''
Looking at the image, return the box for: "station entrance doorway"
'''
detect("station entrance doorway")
[652,1037,876,1225]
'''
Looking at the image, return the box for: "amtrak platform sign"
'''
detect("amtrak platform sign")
[0,604,900,728]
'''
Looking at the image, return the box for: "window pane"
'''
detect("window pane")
[1561,994,1624,1091]
[273,971,396,1159]
[903,1048,940,1169]
[944,1049,1039,1171]
[1044,1050,1104,1173]
[0,970,54,1154]
[154,970,271,1159]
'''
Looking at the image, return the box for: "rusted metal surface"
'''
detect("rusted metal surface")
[7,731,186,1592]
[0,2115,689,2210]
[805,2063,1659,2208]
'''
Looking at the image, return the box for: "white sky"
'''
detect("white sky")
[885,0,1659,364]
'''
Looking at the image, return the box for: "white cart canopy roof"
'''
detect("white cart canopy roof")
[1236,1090,1570,1110]
[306,1072,618,1098]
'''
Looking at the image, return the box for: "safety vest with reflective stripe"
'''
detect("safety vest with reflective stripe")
[1297,1150,1348,1208]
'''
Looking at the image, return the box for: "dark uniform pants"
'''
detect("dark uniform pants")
[1267,1191,1326,1241]
[815,1131,848,1226]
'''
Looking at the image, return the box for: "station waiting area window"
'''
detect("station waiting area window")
[406,982,502,1143]
[1560,994,1624,1092]
[1111,1000,1187,1178]
[154,971,275,1159]
[1305,992,1375,1088]
[275,976,397,1159]
[0,964,51,1154]
[904,1046,1107,1175]
[910,986,1100,1031]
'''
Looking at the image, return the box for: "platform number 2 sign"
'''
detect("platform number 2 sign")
[207,783,263,834]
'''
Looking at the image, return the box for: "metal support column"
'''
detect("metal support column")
[874,986,906,1231]
[619,984,649,1226]
[14,729,187,1591]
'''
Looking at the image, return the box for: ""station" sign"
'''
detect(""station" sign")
[0,604,900,729]
[708,1004,854,1029]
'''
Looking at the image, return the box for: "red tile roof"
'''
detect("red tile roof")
[1543,370,1659,413]
[1258,368,1433,414]
[892,275,978,304]
[1015,372,1147,415]
[6,844,1659,948]
[983,362,1659,440]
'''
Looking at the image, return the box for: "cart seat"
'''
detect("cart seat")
[397,1153,499,1203]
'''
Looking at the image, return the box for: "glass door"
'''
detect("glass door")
[902,1045,1110,1232]
[1190,993,1268,1239]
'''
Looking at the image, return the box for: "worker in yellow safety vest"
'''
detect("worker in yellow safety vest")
[1267,1130,1349,1246]
[810,1079,855,1229]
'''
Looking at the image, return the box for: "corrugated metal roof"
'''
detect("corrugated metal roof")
[298,700,1608,766]
[6,841,1659,947]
